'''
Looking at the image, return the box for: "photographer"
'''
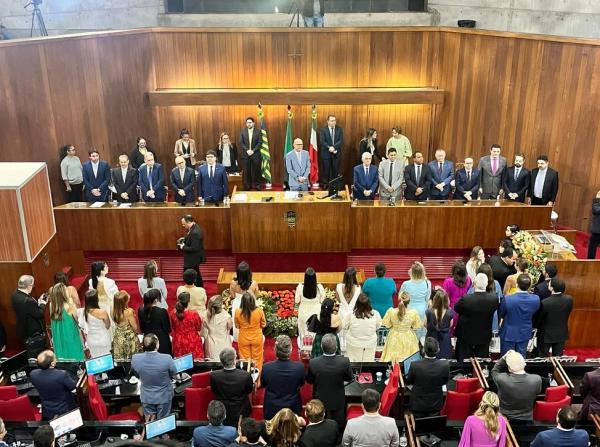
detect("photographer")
[11,275,48,358]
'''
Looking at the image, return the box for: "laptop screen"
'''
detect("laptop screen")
[173,353,193,374]
[85,354,114,375]
[49,408,84,438]
[145,414,176,439]
[402,351,422,375]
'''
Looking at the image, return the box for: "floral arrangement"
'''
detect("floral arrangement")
[511,230,548,283]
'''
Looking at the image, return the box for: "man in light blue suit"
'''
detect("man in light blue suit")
[197,150,229,202]
[353,152,378,200]
[82,148,110,202]
[428,149,454,200]
[138,152,166,202]
[285,138,311,191]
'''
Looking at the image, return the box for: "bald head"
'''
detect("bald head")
[293,138,303,152]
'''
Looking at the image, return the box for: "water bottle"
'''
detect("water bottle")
[200,197,205,206]
[399,429,408,447]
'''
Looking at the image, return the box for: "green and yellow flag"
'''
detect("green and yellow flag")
[257,104,271,184]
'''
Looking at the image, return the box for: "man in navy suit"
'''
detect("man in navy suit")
[499,274,541,356]
[319,115,344,187]
[197,151,228,203]
[30,350,77,420]
[239,117,262,190]
[285,138,311,191]
[82,148,110,202]
[353,152,378,200]
[531,406,589,447]
[428,149,454,200]
[138,152,165,202]
[404,151,432,201]
[170,156,196,204]
[454,157,480,201]
[503,153,530,202]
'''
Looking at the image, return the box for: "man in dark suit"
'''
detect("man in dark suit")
[170,156,196,204]
[488,247,517,289]
[533,262,557,300]
[537,278,573,357]
[138,152,166,202]
[82,148,110,202]
[239,117,262,190]
[503,153,530,203]
[11,275,48,358]
[454,273,500,361]
[478,144,507,199]
[111,154,138,202]
[30,350,77,420]
[299,399,339,447]
[179,214,205,287]
[529,154,559,206]
[581,366,600,419]
[319,115,343,188]
[210,347,254,427]
[406,338,450,418]
[427,149,454,200]
[197,151,229,203]
[454,157,480,201]
[499,274,541,356]
[306,333,353,429]
[353,152,378,200]
[531,406,589,447]
[404,151,431,201]
[587,190,600,259]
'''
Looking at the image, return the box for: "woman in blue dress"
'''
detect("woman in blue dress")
[425,289,454,359]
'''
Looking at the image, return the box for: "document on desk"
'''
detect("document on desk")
[233,193,247,202]
[118,203,132,208]
[89,202,105,208]
[284,191,299,199]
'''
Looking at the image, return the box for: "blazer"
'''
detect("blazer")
[454,168,480,200]
[307,354,353,411]
[181,222,205,267]
[353,164,379,200]
[110,167,138,202]
[499,291,541,342]
[537,293,573,343]
[239,127,262,160]
[210,368,254,427]
[581,368,600,418]
[378,158,404,198]
[285,149,311,191]
[11,289,46,342]
[130,148,158,170]
[30,368,77,420]
[197,163,228,202]
[533,279,552,301]
[319,126,343,160]
[131,351,177,405]
[529,167,559,203]
[82,160,111,202]
[427,160,454,198]
[261,359,306,420]
[454,291,499,345]
[478,155,507,197]
[590,198,600,234]
[173,138,197,166]
[299,419,339,447]
[302,0,324,16]
[405,358,450,413]
[216,143,239,172]
[503,166,530,202]
[138,163,166,202]
[488,255,517,289]
[358,138,379,163]
[531,428,589,447]
[404,163,432,201]
[170,166,196,204]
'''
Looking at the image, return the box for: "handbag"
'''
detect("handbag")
[24,333,48,352]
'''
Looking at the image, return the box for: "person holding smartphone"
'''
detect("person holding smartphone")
[11,275,48,358]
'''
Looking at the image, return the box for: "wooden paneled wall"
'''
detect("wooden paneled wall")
[1,28,599,229]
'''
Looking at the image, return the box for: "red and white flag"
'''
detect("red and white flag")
[309,104,319,187]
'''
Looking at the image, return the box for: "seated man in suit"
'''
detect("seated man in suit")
[192,400,237,447]
[197,150,229,203]
[478,144,507,199]
[404,151,431,201]
[537,278,573,357]
[138,152,166,202]
[111,154,138,203]
[170,156,196,205]
[378,147,404,202]
[353,152,378,200]
[82,148,110,202]
[531,406,589,447]
[529,154,559,206]
[454,157,480,201]
[285,138,311,191]
[499,274,540,356]
[488,246,517,290]
[299,399,339,447]
[503,153,530,203]
[427,149,454,200]
[33,426,55,447]
[405,337,450,418]
[210,347,254,427]
[30,350,77,420]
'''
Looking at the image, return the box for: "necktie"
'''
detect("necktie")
[467,171,471,183]
[180,169,185,182]
[514,168,519,181]
[416,165,421,184]
[438,162,442,174]
[210,166,213,179]
[492,158,498,175]
[365,166,368,177]
[330,127,335,145]
[148,166,153,189]
[388,162,394,185]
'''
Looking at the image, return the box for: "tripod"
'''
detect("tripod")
[26,1,48,37]
[288,0,303,28]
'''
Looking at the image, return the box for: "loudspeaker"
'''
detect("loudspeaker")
[167,0,184,13]
[457,20,476,28]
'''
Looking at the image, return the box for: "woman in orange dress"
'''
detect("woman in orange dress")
[235,291,266,371]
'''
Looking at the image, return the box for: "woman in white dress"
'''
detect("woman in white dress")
[343,293,382,362]
[204,295,233,360]
[295,267,326,342]
[335,267,361,351]
[88,261,118,314]
[138,260,168,309]
[79,290,112,358]
[466,246,485,282]
[177,268,208,322]
[229,261,260,342]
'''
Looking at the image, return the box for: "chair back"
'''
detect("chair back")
[380,364,400,416]
[0,386,18,401]
[533,396,572,422]
[455,377,480,393]
[544,385,569,402]
[87,375,109,420]
[441,391,471,421]
[0,395,38,421]
[191,371,211,388]
[185,387,214,421]
[468,388,485,414]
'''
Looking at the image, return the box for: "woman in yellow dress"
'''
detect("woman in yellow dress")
[380,291,423,362]
[503,257,530,295]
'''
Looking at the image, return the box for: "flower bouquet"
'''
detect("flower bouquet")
[511,230,548,283]
[264,290,298,338]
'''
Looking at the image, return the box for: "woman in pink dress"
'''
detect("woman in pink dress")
[442,260,472,308]
[459,391,507,447]
[170,291,203,360]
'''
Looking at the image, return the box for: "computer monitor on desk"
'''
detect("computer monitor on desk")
[145,414,176,439]
[173,353,193,374]
[402,351,422,376]
[1,350,30,381]
[49,408,84,438]
[85,354,114,376]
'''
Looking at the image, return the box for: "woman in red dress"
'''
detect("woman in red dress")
[170,291,204,359]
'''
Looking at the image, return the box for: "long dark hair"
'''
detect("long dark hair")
[318,298,335,332]
[84,290,100,322]
[54,271,69,287]
[354,293,373,319]
[90,261,106,289]
[143,289,160,321]
[235,261,253,291]
[143,260,157,288]
[59,144,73,161]
[175,292,190,321]
[451,260,468,288]
[342,267,358,300]
[431,290,449,329]
[477,263,496,294]
[302,267,317,299]
[240,292,256,322]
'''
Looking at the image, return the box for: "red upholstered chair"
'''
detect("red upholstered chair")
[0,395,41,421]
[347,364,400,420]
[87,375,140,421]
[185,387,215,421]
[533,396,571,422]
[468,388,485,414]
[0,386,18,401]
[191,372,211,388]
[441,391,471,421]
[455,377,480,394]
[544,385,569,402]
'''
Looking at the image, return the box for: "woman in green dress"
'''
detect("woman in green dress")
[49,283,85,361]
